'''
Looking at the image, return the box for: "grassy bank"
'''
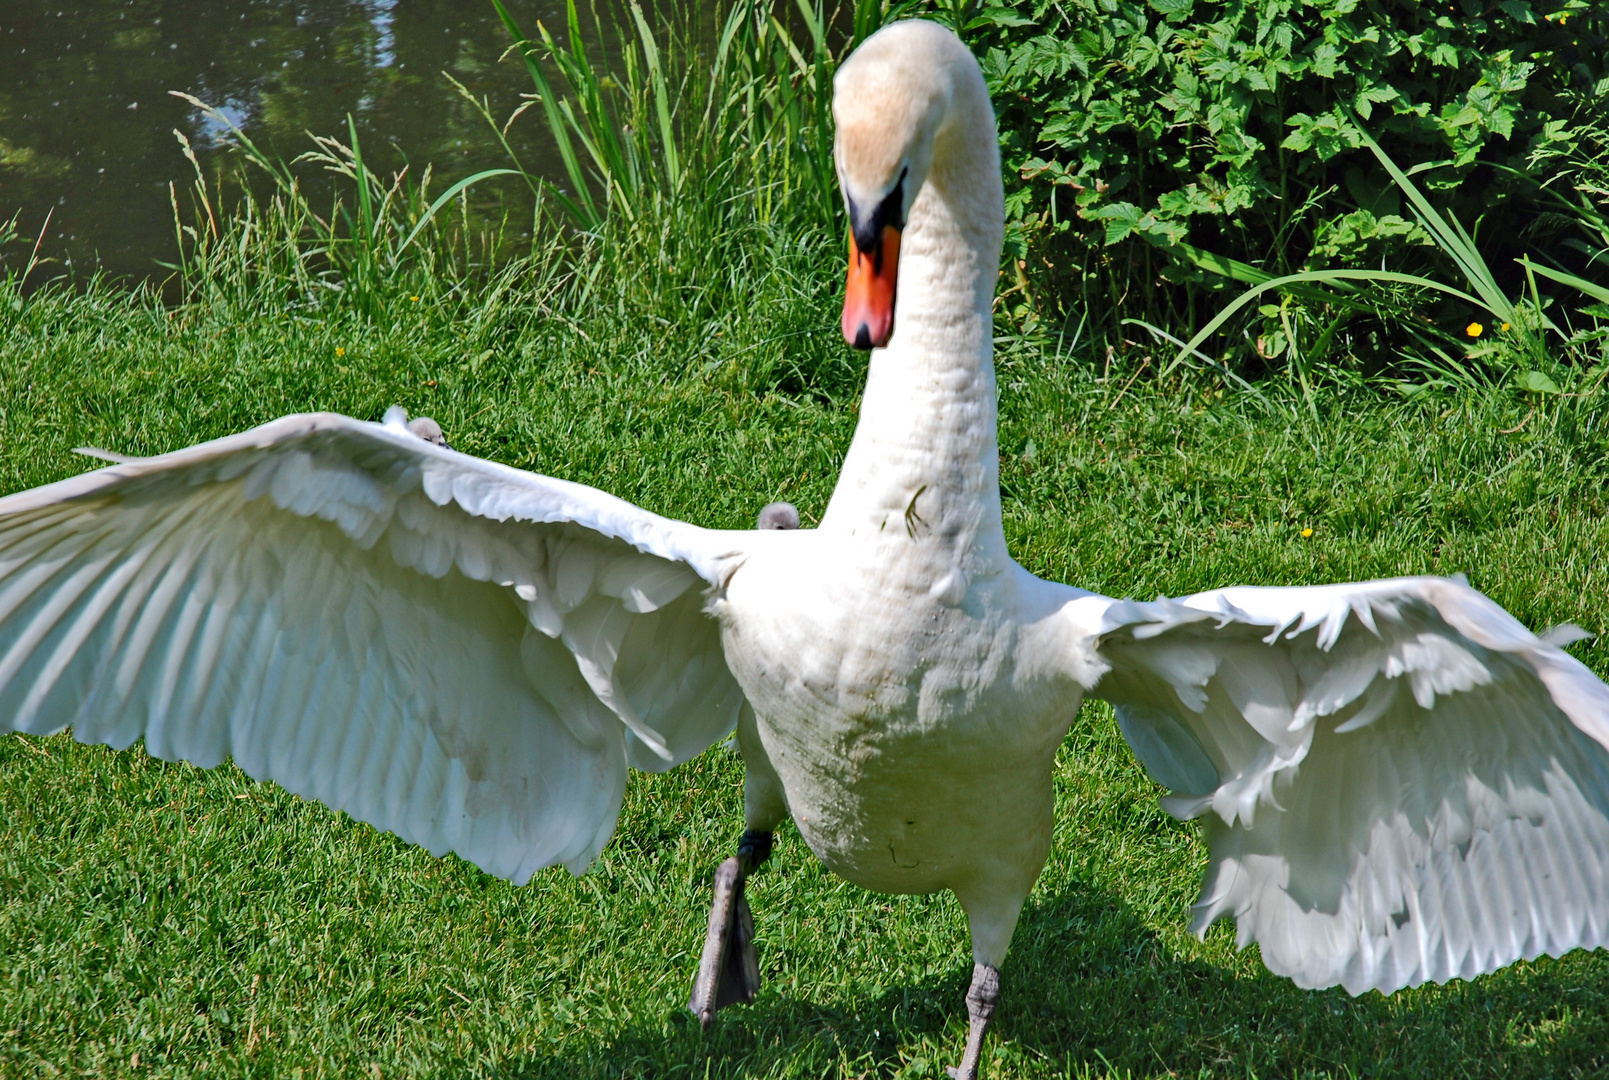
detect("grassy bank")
[5,242,1609,1079]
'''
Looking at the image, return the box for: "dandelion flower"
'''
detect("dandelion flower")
[335,347,346,357]
[1466,322,1483,338]
[1301,527,1314,538]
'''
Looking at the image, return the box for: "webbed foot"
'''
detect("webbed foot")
[688,830,772,1027]
[945,961,1000,1079]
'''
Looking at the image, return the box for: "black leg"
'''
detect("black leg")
[688,829,773,1027]
[946,961,1001,1080]
[736,828,773,871]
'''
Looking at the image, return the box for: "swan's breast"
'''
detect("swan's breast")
[714,537,1083,893]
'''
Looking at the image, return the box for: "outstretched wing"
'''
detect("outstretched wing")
[0,412,751,883]
[1070,576,1609,995]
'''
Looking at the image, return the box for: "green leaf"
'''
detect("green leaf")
[1497,0,1536,24]
[1093,202,1142,243]
[1147,0,1194,20]
[1520,370,1561,395]
[967,6,1036,29]
[1430,41,1461,67]
[1311,211,1433,260]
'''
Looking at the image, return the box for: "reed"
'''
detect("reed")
[491,0,838,231]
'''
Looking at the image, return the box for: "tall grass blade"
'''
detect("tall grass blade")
[345,114,378,302]
[1166,269,1488,375]
[630,2,680,191]
[347,114,374,248]
[1520,258,1609,306]
[398,169,523,255]
[491,0,601,228]
[559,1,633,212]
[705,3,749,136]
[1348,116,1559,354]
[1159,237,1369,313]
[1352,125,1510,318]
[793,0,824,64]
[22,207,53,289]
[852,0,882,48]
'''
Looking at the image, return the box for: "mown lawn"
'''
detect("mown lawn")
[3,267,1609,1079]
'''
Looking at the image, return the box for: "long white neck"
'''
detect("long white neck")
[819,87,1007,570]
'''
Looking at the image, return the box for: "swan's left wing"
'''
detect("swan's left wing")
[0,412,751,883]
[1067,576,1609,994]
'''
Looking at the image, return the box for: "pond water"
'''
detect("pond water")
[0,1,593,284]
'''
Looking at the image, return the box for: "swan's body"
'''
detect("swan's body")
[723,541,1079,903]
[5,21,1609,1077]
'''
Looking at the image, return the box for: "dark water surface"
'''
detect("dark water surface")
[0,1,582,283]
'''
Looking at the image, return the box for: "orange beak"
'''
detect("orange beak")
[841,224,900,350]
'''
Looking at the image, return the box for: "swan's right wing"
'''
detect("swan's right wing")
[0,413,752,883]
[1071,577,1609,994]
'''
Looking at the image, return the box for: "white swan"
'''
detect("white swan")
[3,20,1609,1078]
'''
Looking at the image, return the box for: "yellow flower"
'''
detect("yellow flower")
[335,347,346,357]
[410,295,420,302]
[1466,322,1483,338]
[1300,527,1314,538]
[1501,322,1510,332]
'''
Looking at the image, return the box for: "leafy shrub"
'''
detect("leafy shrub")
[970,0,1609,365]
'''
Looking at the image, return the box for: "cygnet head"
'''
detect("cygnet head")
[407,416,450,449]
[833,20,994,350]
[757,502,800,530]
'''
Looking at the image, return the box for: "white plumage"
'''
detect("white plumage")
[2,19,1607,1077]
[0,414,749,880]
[1081,580,1609,995]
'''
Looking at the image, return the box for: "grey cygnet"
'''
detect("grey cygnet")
[407,416,451,449]
[756,502,799,530]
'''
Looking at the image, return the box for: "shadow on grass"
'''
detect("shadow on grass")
[508,877,1609,1079]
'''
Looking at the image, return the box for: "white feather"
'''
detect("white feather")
[0,413,750,883]
[1088,576,1609,994]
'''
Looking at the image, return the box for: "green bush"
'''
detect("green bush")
[971,0,1608,364]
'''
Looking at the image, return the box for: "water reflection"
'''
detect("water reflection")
[0,1,579,283]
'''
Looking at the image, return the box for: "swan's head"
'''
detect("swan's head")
[833,20,978,350]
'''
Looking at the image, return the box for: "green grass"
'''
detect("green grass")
[6,231,1609,1079]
